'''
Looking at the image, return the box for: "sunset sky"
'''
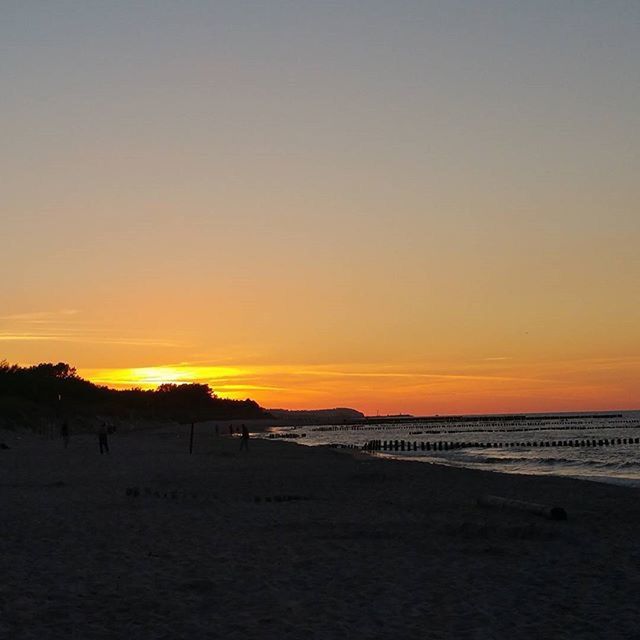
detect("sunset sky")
[2,2,639,415]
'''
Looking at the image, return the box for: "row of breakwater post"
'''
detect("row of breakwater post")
[362,437,640,452]
[313,420,640,434]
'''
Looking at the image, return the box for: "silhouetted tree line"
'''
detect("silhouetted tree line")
[0,361,269,422]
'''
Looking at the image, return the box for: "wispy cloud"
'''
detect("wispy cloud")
[0,309,80,323]
[290,368,547,383]
[0,334,52,341]
[0,309,183,348]
[0,332,181,347]
[215,384,289,392]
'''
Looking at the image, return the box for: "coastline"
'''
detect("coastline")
[1,424,639,639]
[368,450,640,489]
[275,409,640,489]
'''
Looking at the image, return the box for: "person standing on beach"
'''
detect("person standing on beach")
[98,422,110,455]
[60,421,70,449]
[239,424,249,452]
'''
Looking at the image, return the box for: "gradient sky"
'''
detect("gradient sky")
[2,1,639,415]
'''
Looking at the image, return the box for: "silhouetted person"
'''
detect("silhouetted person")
[61,421,70,449]
[215,425,219,437]
[98,422,109,455]
[239,424,249,452]
[229,424,234,436]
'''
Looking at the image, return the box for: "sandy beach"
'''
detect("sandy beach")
[1,424,639,639]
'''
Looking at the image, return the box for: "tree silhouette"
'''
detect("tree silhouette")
[0,361,269,424]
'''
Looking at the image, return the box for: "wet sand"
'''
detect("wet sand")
[1,424,638,639]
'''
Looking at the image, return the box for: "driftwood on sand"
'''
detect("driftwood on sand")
[478,494,568,520]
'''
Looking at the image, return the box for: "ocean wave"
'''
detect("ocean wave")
[428,451,640,470]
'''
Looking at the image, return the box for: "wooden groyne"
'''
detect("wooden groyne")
[313,419,639,434]
[361,437,640,452]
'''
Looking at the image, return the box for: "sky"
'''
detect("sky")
[2,1,639,415]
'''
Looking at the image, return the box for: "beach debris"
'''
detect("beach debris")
[253,495,311,504]
[477,494,567,521]
[127,486,219,502]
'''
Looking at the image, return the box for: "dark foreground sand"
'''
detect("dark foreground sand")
[1,424,639,639]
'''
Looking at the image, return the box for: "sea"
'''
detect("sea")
[264,410,640,487]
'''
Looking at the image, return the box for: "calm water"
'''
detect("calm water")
[265,411,640,487]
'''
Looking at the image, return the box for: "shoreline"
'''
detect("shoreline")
[275,408,640,490]
[1,424,639,638]
[364,449,640,489]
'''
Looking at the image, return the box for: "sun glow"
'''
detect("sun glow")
[85,365,247,391]
[78,356,640,415]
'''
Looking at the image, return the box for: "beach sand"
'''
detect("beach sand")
[1,424,638,639]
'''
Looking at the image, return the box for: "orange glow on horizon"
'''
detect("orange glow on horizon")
[79,358,640,416]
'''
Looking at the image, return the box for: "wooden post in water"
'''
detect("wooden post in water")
[189,422,195,455]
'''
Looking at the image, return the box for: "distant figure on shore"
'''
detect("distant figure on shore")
[61,421,70,449]
[229,424,234,436]
[98,422,110,455]
[215,424,219,437]
[239,424,249,452]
